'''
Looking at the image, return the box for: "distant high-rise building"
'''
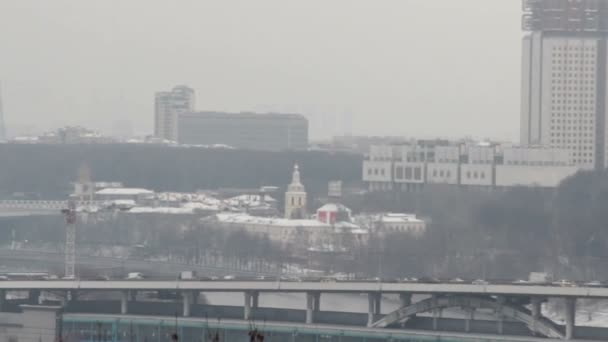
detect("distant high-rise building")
[521,0,608,169]
[0,82,6,142]
[154,85,195,141]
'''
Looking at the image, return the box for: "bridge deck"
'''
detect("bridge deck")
[1,281,608,298]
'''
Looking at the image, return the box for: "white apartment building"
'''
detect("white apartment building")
[521,0,608,169]
[363,141,580,191]
[154,85,195,141]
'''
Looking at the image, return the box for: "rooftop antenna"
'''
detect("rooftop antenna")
[0,81,6,142]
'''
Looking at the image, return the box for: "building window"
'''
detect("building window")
[414,167,422,180]
[405,167,412,179]
[396,166,404,179]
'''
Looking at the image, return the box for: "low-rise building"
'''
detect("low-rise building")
[372,213,427,237]
[363,141,582,191]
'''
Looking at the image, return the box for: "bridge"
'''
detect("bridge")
[1,280,606,340]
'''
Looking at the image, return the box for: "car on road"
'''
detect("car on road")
[552,279,576,287]
[583,281,603,287]
[223,275,235,280]
[472,279,489,285]
[449,278,465,283]
[512,279,530,285]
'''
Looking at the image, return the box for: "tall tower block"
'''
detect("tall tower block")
[521,0,608,170]
[284,164,307,219]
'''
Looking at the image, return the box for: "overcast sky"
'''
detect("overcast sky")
[0,0,522,140]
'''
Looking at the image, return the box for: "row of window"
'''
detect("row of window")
[552,46,595,51]
[367,168,387,176]
[552,66,596,71]
[550,138,594,142]
[550,128,594,132]
[551,116,594,120]
[432,169,452,178]
[395,166,422,181]
[465,171,486,180]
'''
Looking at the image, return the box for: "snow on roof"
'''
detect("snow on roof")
[215,213,364,230]
[95,188,154,196]
[379,213,424,224]
[317,203,351,213]
[128,207,194,214]
[157,192,222,205]
[215,213,330,228]
[225,194,277,208]
[181,202,221,211]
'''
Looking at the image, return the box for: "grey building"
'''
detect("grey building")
[177,111,309,151]
[154,85,195,141]
[521,0,608,169]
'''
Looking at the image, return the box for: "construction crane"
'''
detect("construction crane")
[61,200,77,279]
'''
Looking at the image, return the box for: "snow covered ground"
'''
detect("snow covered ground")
[543,298,608,328]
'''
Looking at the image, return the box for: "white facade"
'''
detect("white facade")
[521,32,607,169]
[284,164,307,219]
[363,142,581,190]
[213,213,366,251]
[154,85,195,141]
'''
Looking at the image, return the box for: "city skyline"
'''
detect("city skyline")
[0,0,521,140]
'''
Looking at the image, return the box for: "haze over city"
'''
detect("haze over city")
[2,1,608,341]
[0,0,521,140]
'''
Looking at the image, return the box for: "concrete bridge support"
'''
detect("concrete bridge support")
[431,295,442,331]
[244,291,259,320]
[531,296,542,335]
[244,292,252,320]
[305,292,321,324]
[120,291,129,315]
[496,296,505,335]
[306,292,314,324]
[565,298,576,340]
[464,307,475,333]
[367,292,382,327]
[28,290,41,305]
[313,292,321,312]
[0,290,5,311]
[182,291,192,317]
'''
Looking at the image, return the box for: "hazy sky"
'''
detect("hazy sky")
[0,0,522,140]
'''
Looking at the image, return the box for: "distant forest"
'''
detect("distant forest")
[0,144,363,198]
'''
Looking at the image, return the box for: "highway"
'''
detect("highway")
[1,280,608,297]
[0,248,275,277]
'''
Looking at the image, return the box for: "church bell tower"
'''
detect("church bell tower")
[284,164,307,219]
